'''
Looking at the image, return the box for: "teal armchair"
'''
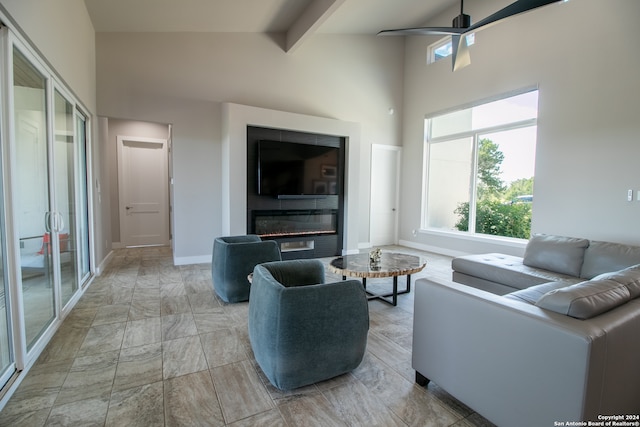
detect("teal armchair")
[212,234,281,303]
[248,259,369,390]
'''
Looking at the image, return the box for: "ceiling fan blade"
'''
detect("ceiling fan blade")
[378,27,465,37]
[466,0,562,33]
[451,35,471,71]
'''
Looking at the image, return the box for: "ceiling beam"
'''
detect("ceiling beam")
[285,0,346,53]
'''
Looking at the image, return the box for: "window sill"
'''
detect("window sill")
[418,228,528,250]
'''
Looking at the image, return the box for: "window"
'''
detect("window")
[428,34,475,64]
[423,90,539,239]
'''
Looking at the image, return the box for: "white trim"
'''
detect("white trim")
[398,239,468,259]
[116,135,169,248]
[418,227,527,249]
[95,249,114,276]
[111,241,125,250]
[173,254,211,266]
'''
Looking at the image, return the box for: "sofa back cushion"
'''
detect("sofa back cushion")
[536,278,631,319]
[580,241,640,279]
[591,264,640,298]
[523,234,589,277]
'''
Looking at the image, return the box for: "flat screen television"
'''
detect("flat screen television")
[257,140,340,197]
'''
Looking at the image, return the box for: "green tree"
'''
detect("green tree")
[454,138,532,238]
[503,177,534,203]
[476,138,505,199]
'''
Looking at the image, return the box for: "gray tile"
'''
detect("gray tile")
[0,407,50,427]
[227,409,287,427]
[187,290,221,312]
[160,295,191,315]
[161,313,198,341]
[162,335,208,379]
[113,342,163,392]
[36,324,87,364]
[46,396,109,426]
[164,370,224,426]
[77,322,126,357]
[129,298,160,320]
[106,382,164,427]
[159,281,186,297]
[92,304,131,326]
[55,351,119,406]
[211,360,273,424]
[122,317,161,348]
[200,328,248,368]
[193,310,233,334]
[277,392,346,427]
[322,380,406,426]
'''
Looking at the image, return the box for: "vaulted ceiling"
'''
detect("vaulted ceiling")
[84,0,457,51]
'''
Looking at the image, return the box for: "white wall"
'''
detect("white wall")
[400,0,640,256]
[0,0,95,111]
[95,32,405,261]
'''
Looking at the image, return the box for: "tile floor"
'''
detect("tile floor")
[0,245,495,426]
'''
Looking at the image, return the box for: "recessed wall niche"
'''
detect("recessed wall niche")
[246,126,346,259]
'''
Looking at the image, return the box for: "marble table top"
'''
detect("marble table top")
[328,252,427,279]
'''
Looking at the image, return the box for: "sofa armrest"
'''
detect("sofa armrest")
[413,277,617,426]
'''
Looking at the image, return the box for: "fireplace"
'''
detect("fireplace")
[252,209,338,238]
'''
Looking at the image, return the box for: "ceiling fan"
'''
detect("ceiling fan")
[378,0,564,71]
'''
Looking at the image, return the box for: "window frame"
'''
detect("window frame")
[427,34,475,64]
[422,89,539,239]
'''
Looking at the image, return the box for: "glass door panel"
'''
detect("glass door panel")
[0,152,12,388]
[76,113,90,285]
[13,47,55,350]
[53,90,78,307]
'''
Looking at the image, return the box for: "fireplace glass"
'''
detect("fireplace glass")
[252,210,338,238]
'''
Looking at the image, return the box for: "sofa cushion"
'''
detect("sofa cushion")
[452,253,581,291]
[535,278,631,319]
[523,234,590,277]
[504,280,574,305]
[580,241,640,279]
[592,264,640,298]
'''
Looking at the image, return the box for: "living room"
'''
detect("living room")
[0,0,638,423]
[95,0,640,265]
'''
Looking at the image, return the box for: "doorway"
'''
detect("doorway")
[370,144,401,246]
[117,135,170,247]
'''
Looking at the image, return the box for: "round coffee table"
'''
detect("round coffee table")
[329,252,426,306]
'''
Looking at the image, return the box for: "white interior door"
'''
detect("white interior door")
[118,136,169,247]
[370,144,401,246]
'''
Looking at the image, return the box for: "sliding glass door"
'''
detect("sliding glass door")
[53,89,78,307]
[0,26,94,394]
[13,46,56,350]
[76,113,91,285]
[0,111,12,390]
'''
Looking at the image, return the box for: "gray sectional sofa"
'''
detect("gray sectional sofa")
[413,234,640,427]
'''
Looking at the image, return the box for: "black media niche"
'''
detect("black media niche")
[247,126,346,260]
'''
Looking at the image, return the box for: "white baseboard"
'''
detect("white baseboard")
[398,239,468,258]
[358,242,372,250]
[173,254,211,266]
[95,250,114,276]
